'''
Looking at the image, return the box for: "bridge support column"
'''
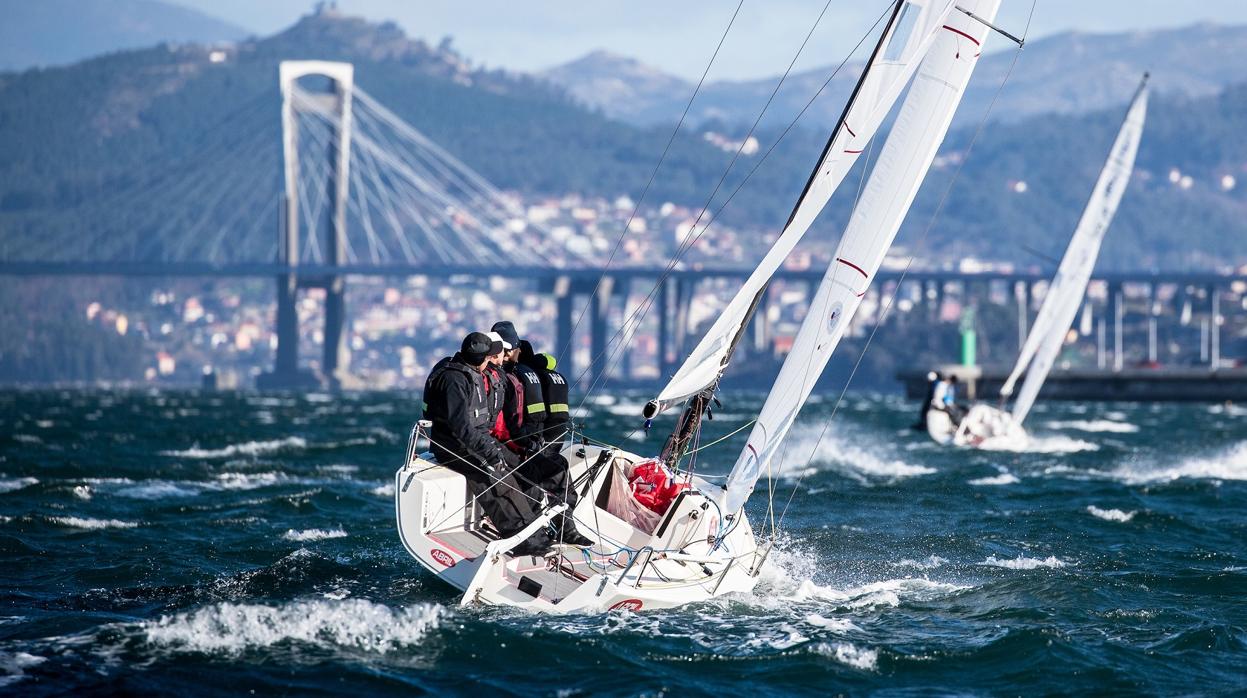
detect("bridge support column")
[274,273,299,377]
[589,277,613,387]
[554,276,573,376]
[1109,282,1124,371]
[1210,284,1222,368]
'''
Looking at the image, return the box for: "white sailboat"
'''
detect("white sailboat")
[396,0,1001,612]
[927,74,1150,449]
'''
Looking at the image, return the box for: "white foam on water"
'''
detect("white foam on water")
[371,482,395,497]
[0,651,46,688]
[968,472,1019,486]
[778,424,935,482]
[71,485,92,500]
[162,436,307,460]
[0,477,37,494]
[980,434,1099,453]
[1045,419,1139,434]
[318,464,359,474]
[116,481,202,499]
[283,528,347,542]
[213,472,290,490]
[979,555,1067,570]
[1108,441,1247,484]
[12,435,41,444]
[48,516,138,530]
[1087,505,1136,523]
[813,641,878,671]
[893,555,948,570]
[804,613,861,633]
[143,599,442,655]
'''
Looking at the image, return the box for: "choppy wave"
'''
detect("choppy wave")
[986,434,1099,454]
[1087,505,1136,523]
[969,471,1020,486]
[143,600,442,655]
[813,641,878,671]
[283,528,347,542]
[0,477,38,494]
[48,516,138,530]
[782,425,935,481]
[1046,419,1139,433]
[162,437,307,460]
[980,555,1068,570]
[0,651,46,688]
[1109,442,1247,484]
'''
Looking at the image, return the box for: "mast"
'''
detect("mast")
[651,0,911,469]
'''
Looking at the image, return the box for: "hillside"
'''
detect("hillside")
[0,10,1245,270]
[0,0,248,71]
[541,23,1247,130]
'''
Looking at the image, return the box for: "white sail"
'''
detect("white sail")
[1001,76,1149,424]
[650,0,958,415]
[724,0,1000,514]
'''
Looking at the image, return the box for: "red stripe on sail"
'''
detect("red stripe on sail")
[943,25,981,46]
[837,257,868,279]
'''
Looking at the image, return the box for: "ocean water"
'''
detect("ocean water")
[1,388,1246,695]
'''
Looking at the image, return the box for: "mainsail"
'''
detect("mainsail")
[648,0,958,417]
[1000,75,1150,424]
[722,0,1001,514]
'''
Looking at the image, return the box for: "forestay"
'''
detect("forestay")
[724,0,1000,514]
[649,0,958,416]
[1000,76,1150,424]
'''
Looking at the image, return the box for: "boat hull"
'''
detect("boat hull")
[395,438,763,613]
[927,404,1028,450]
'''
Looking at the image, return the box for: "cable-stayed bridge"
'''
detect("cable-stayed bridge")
[1,61,1242,389]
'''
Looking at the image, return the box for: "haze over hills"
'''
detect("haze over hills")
[540,23,1247,129]
[0,9,1244,270]
[0,0,249,72]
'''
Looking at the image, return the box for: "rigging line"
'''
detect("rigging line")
[776,0,1041,532]
[570,1,897,406]
[556,0,747,364]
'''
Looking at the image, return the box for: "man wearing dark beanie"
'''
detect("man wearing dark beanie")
[422,331,551,555]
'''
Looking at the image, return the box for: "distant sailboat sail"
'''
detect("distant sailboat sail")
[724,0,1001,514]
[648,0,959,418]
[999,75,1150,425]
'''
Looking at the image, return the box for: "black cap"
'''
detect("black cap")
[461,332,493,364]
[485,331,506,355]
[491,321,520,349]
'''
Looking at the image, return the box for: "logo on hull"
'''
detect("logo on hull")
[430,548,456,567]
[610,598,644,612]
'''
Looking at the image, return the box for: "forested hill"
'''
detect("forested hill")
[0,10,1245,269]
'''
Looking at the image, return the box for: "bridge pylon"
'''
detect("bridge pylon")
[259,60,358,390]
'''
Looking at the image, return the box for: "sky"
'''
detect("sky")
[171,1,1247,81]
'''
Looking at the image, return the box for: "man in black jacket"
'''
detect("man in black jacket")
[423,332,552,555]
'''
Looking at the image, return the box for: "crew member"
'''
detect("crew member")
[423,332,552,556]
[490,321,547,454]
[496,329,592,547]
[913,371,940,430]
[931,374,964,425]
[521,340,571,452]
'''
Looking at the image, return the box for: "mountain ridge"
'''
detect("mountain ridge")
[540,22,1247,129]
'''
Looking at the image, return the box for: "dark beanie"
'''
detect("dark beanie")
[491,321,520,349]
[461,331,492,365]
